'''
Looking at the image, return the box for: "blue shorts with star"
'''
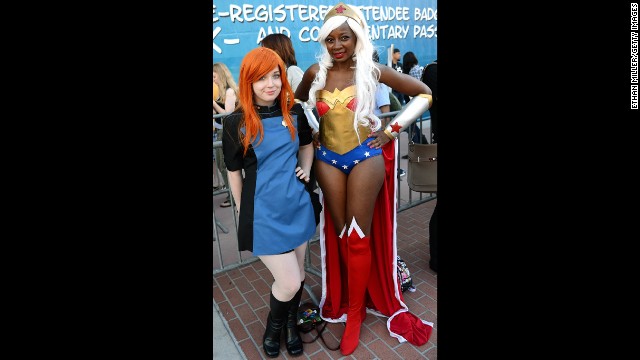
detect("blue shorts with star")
[316,137,382,175]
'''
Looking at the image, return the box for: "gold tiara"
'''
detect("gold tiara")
[324,3,364,28]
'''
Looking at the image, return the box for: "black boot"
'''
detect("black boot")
[263,292,289,358]
[285,281,305,356]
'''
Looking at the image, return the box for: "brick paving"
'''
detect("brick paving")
[214,199,437,359]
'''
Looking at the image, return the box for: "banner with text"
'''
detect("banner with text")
[213,0,437,80]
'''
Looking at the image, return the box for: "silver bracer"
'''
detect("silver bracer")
[294,99,319,133]
[384,94,432,137]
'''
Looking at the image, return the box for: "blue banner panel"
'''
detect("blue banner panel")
[213,0,437,80]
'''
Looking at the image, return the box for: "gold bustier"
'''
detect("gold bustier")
[317,85,371,155]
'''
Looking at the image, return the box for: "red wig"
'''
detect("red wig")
[238,47,295,155]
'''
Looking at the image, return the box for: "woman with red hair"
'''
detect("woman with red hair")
[221,47,316,358]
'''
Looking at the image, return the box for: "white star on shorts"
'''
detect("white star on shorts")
[342,165,349,169]
[331,160,337,164]
[364,151,370,157]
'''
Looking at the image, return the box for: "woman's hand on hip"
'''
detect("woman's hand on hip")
[368,131,392,149]
[295,166,310,183]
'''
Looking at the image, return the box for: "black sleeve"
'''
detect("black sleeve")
[421,64,438,142]
[221,112,245,172]
[293,104,313,146]
[421,64,438,99]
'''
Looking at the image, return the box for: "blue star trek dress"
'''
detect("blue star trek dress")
[221,103,316,255]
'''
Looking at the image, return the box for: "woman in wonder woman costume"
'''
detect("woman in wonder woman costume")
[294,2,435,356]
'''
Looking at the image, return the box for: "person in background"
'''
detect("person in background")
[421,59,438,272]
[422,60,438,144]
[213,62,238,115]
[260,33,305,93]
[213,79,223,188]
[213,62,238,207]
[401,51,428,147]
[390,48,405,106]
[221,47,316,358]
[401,52,424,103]
[372,50,391,124]
[373,50,406,178]
[213,81,220,105]
[294,3,434,355]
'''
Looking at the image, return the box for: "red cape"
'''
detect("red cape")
[318,139,433,345]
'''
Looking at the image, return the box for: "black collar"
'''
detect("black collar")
[256,102,280,114]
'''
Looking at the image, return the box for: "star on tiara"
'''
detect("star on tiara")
[324,2,364,28]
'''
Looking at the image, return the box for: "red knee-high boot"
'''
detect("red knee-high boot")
[337,226,349,312]
[340,220,371,356]
[336,226,366,322]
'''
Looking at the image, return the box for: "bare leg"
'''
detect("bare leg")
[345,156,385,235]
[259,245,306,358]
[259,251,304,301]
[314,159,347,235]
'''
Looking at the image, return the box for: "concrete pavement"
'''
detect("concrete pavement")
[214,303,246,359]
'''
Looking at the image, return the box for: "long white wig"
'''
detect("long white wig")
[307,6,382,134]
